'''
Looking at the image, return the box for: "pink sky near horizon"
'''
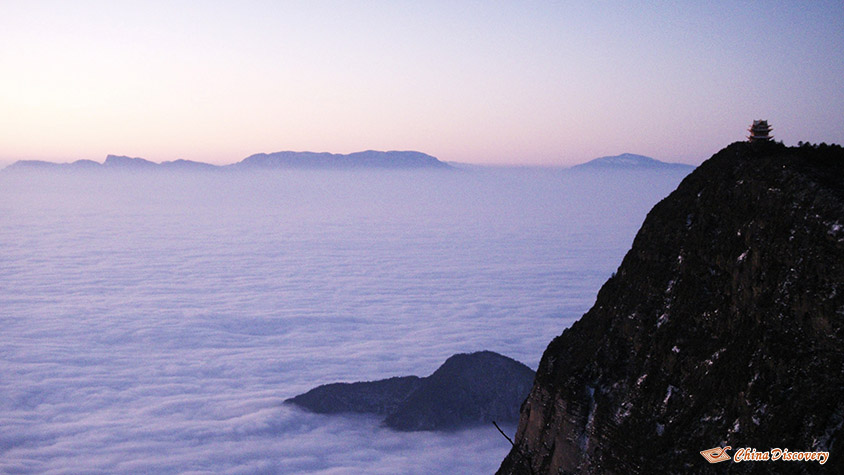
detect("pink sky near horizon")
[1,1,843,167]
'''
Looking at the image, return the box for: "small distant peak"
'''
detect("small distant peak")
[70,159,102,168]
[748,119,773,143]
[571,153,694,171]
[160,159,219,170]
[104,154,158,168]
[3,160,61,172]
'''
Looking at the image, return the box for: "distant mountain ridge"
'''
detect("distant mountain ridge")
[3,150,451,171]
[236,150,449,169]
[5,151,694,172]
[571,153,694,171]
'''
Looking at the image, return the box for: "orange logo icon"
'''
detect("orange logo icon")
[701,446,732,463]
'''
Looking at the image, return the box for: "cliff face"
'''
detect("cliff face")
[498,142,844,474]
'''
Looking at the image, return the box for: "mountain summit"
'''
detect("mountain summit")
[498,141,844,474]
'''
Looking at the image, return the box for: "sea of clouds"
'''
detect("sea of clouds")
[0,166,689,473]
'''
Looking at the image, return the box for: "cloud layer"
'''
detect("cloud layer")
[0,168,687,473]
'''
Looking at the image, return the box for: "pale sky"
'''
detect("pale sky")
[2,1,843,166]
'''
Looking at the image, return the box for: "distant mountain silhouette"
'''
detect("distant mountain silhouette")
[571,153,694,171]
[3,150,451,172]
[286,351,535,431]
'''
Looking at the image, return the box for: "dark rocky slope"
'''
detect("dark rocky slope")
[286,376,422,416]
[287,351,535,431]
[498,142,844,474]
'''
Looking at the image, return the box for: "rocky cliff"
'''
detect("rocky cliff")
[498,142,844,474]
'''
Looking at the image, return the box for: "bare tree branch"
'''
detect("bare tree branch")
[492,421,537,475]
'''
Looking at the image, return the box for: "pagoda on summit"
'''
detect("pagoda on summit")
[748,120,773,142]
